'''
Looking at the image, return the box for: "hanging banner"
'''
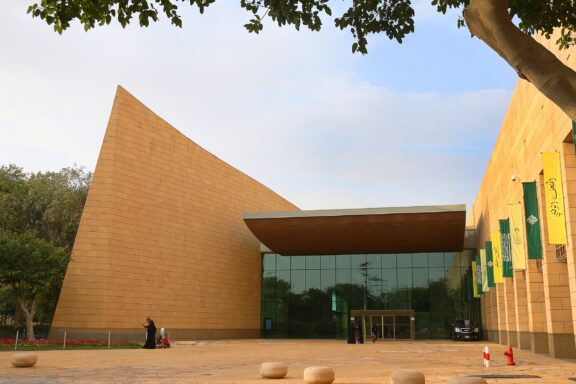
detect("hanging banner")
[485,241,495,288]
[522,182,543,259]
[499,219,513,278]
[542,152,568,244]
[480,249,489,292]
[475,254,483,294]
[471,260,480,298]
[508,203,527,270]
[491,231,503,283]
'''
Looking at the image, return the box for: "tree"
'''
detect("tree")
[0,232,69,339]
[0,165,91,338]
[26,0,576,119]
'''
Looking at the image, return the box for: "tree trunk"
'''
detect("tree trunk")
[18,297,36,340]
[464,0,576,120]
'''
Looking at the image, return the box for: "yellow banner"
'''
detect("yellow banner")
[508,203,527,270]
[491,231,503,283]
[542,152,568,244]
[472,260,479,298]
[480,249,489,292]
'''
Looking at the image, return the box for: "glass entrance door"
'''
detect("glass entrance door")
[395,316,411,339]
[383,316,395,339]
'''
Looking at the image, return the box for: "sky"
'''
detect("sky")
[0,0,517,211]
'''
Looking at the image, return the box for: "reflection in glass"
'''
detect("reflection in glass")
[367,254,381,269]
[397,254,412,268]
[306,269,321,290]
[382,254,397,268]
[260,251,481,339]
[263,254,276,271]
[292,257,305,270]
[321,255,335,269]
[306,255,321,269]
[277,255,290,270]
[351,254,367,269]
[336,255,351,269]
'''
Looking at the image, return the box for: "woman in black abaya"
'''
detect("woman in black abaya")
[142,317,157,349]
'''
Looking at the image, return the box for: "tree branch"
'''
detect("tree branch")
[464,0,576,120]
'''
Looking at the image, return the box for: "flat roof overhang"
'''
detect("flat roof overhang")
[243,205,466,256]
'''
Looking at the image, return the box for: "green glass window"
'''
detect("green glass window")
[321,270,335,291]
[291,257,305,270]
[397,254,412,268]
[382,254,397,268]
[412,253,428,268]
[306,255,321,269]
[321,255,335,269]
[263,253,276,271]
[367,254,381,269]
[260,251,481,340]
[351,268,365,287]
[381,269,397,294]
[336,255,351,269]
[291,270,305,294]
[277,254,291,270]
[306,269,321,290]
[351,254,367,269]
[336,269,351,285]
[428,253,444,267]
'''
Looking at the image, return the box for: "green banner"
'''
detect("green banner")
[522,182,543,259]
[499,219,513,277]
[485,241,495,287]
[475,255,483,294]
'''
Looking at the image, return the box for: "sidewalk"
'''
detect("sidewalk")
[1,339,575,383]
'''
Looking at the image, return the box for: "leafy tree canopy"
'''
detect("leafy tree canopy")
[0,164,91,338]
[27,0,576,54]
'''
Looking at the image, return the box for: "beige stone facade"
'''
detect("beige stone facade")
[468,39,576,357]
[51,87,298,339]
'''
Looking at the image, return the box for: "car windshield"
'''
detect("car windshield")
[455,320,474,327]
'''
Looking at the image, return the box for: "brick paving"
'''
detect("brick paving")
[1,339,575,383]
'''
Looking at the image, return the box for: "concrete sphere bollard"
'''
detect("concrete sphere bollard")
[303,366,335,384]
[389,369,425,384]
[447,377,487,384]
[11,353,38,368]
[259,362,288,379]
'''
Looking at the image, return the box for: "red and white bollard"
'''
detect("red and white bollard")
[482,346,490,367]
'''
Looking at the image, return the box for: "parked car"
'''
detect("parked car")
[451,319,480,341]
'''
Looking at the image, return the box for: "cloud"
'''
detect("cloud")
[0,0,513,212]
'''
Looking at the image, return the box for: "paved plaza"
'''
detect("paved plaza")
[1,339,575,383]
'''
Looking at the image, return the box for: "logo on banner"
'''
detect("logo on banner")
[527,215,538,225]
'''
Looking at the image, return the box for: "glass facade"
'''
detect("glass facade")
[260,251,481,339]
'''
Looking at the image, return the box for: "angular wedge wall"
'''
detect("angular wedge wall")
[50,87,298,339]
[468,37,576,357]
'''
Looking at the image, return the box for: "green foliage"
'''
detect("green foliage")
[26,0,576,54]
[0,164,91,330]
[0,165,91,251]
[0,232,68,302]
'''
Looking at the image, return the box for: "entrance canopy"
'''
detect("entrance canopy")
[243,205,466,256]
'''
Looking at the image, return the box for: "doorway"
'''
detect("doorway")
[351,310,415,340]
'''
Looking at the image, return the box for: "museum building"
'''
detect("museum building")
[50,36,576,358]
[49,86,479,343]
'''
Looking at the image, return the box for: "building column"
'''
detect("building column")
[538,175,576,358]
[513,269,531,349]
[525,258,548,353]
[496,283,508,345]
[503,277,518,347]
[561,142,576,351]
[489,288,499,343]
